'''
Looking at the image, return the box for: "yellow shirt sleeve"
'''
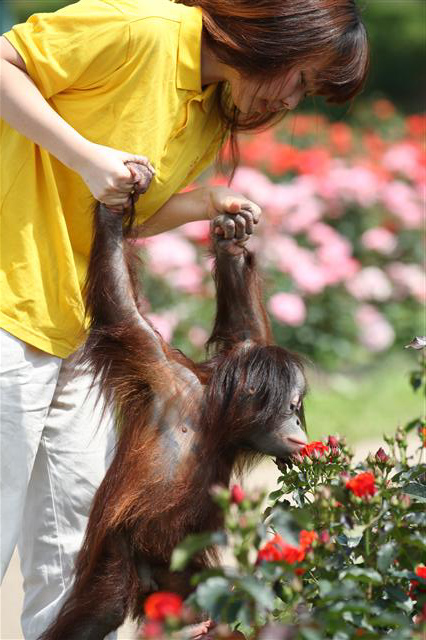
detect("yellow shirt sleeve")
[5,0,133,99]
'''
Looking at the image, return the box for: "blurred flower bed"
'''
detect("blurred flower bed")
[139,102,425,368]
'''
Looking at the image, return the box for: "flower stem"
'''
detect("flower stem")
[364,527,370,559]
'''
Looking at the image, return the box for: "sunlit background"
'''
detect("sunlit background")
[2,0,424,446]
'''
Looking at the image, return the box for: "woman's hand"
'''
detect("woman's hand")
[75,142,155,210]
[0,38,154,211]
[206,186,261,238]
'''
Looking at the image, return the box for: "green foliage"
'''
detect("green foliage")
[361,0,425,113]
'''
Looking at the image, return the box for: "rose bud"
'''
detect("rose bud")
[375,447,389,463]
[328,446,339,460]
[395,428,405,443]
[319,530,331,544]
[328,435,339,448]
[366,453,375,466]
[231,484,245,505]
[400,494,411,509]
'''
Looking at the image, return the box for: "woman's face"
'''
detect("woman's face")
[227,67,308,115]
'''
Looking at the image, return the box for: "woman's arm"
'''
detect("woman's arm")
[0,36,154,208]
[137,186,262,236]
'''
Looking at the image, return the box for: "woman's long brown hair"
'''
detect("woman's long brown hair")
[177,0,369,171]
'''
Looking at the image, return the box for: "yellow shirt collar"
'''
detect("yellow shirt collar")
[176,5,202,92]
[176,6,216,112]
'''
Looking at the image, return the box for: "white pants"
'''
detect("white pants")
[0,329,117,639]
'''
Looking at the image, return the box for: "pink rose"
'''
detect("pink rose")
[146,312,178,343]
[355,304,395,352]
[188,326,208,348]
[181,220,210,244]
[361,227,397,255]
[346,267,393,302]
[168,265,203,294]
[383,142,421,179]
[387,262,425,303]
[381,181,422,229]
[268,293,306,327]
[144,233,197,275]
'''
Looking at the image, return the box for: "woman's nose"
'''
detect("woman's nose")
[283,90,305,111]
[281,83,307,111]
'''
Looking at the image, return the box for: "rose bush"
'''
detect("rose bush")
[139,102,424,368]
[138,342,425,639]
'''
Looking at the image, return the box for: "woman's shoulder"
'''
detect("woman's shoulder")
[102,0,187,23]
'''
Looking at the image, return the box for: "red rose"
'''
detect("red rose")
[416,566,426,580]
[144,592,183,621]
[299,441,329,459]
[330,122,353,155]
[231,484,245,505]
[346,472,376,498]
[410,565,426,600]
[281,544,305,564]
[407,114,426,139]
[257,534,305,565]
[299,530,318,550]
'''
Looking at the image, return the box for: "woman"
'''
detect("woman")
[0,0,368,637]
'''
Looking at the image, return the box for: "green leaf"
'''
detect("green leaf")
[339,567,383,585]
[260,562,283,582]
[404,418,422,433]
[300,629,323,640]
[329,633,350,640]
[190,567,236,587]
[170,531,227,571]
[317,579,361,601]
[392,465,426,483]
[236,576,275,610]
[327,600,371,614]
[223,599,246,625]
[409,371,423,391]
[385,586,414,613]
[195,577,232,618]
[377,541,397,572]
[369,611,408,628]
[265,509,300,547]
[402,482,426,502]
[318,579,333,598]
[402,531,426,550]
[337,533,363,549]
[268,489,284,501]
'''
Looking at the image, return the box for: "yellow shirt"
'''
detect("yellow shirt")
[1,0,223,357]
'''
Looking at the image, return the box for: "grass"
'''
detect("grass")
[305,353,421,445]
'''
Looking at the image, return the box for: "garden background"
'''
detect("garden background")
[1,0,424,638]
